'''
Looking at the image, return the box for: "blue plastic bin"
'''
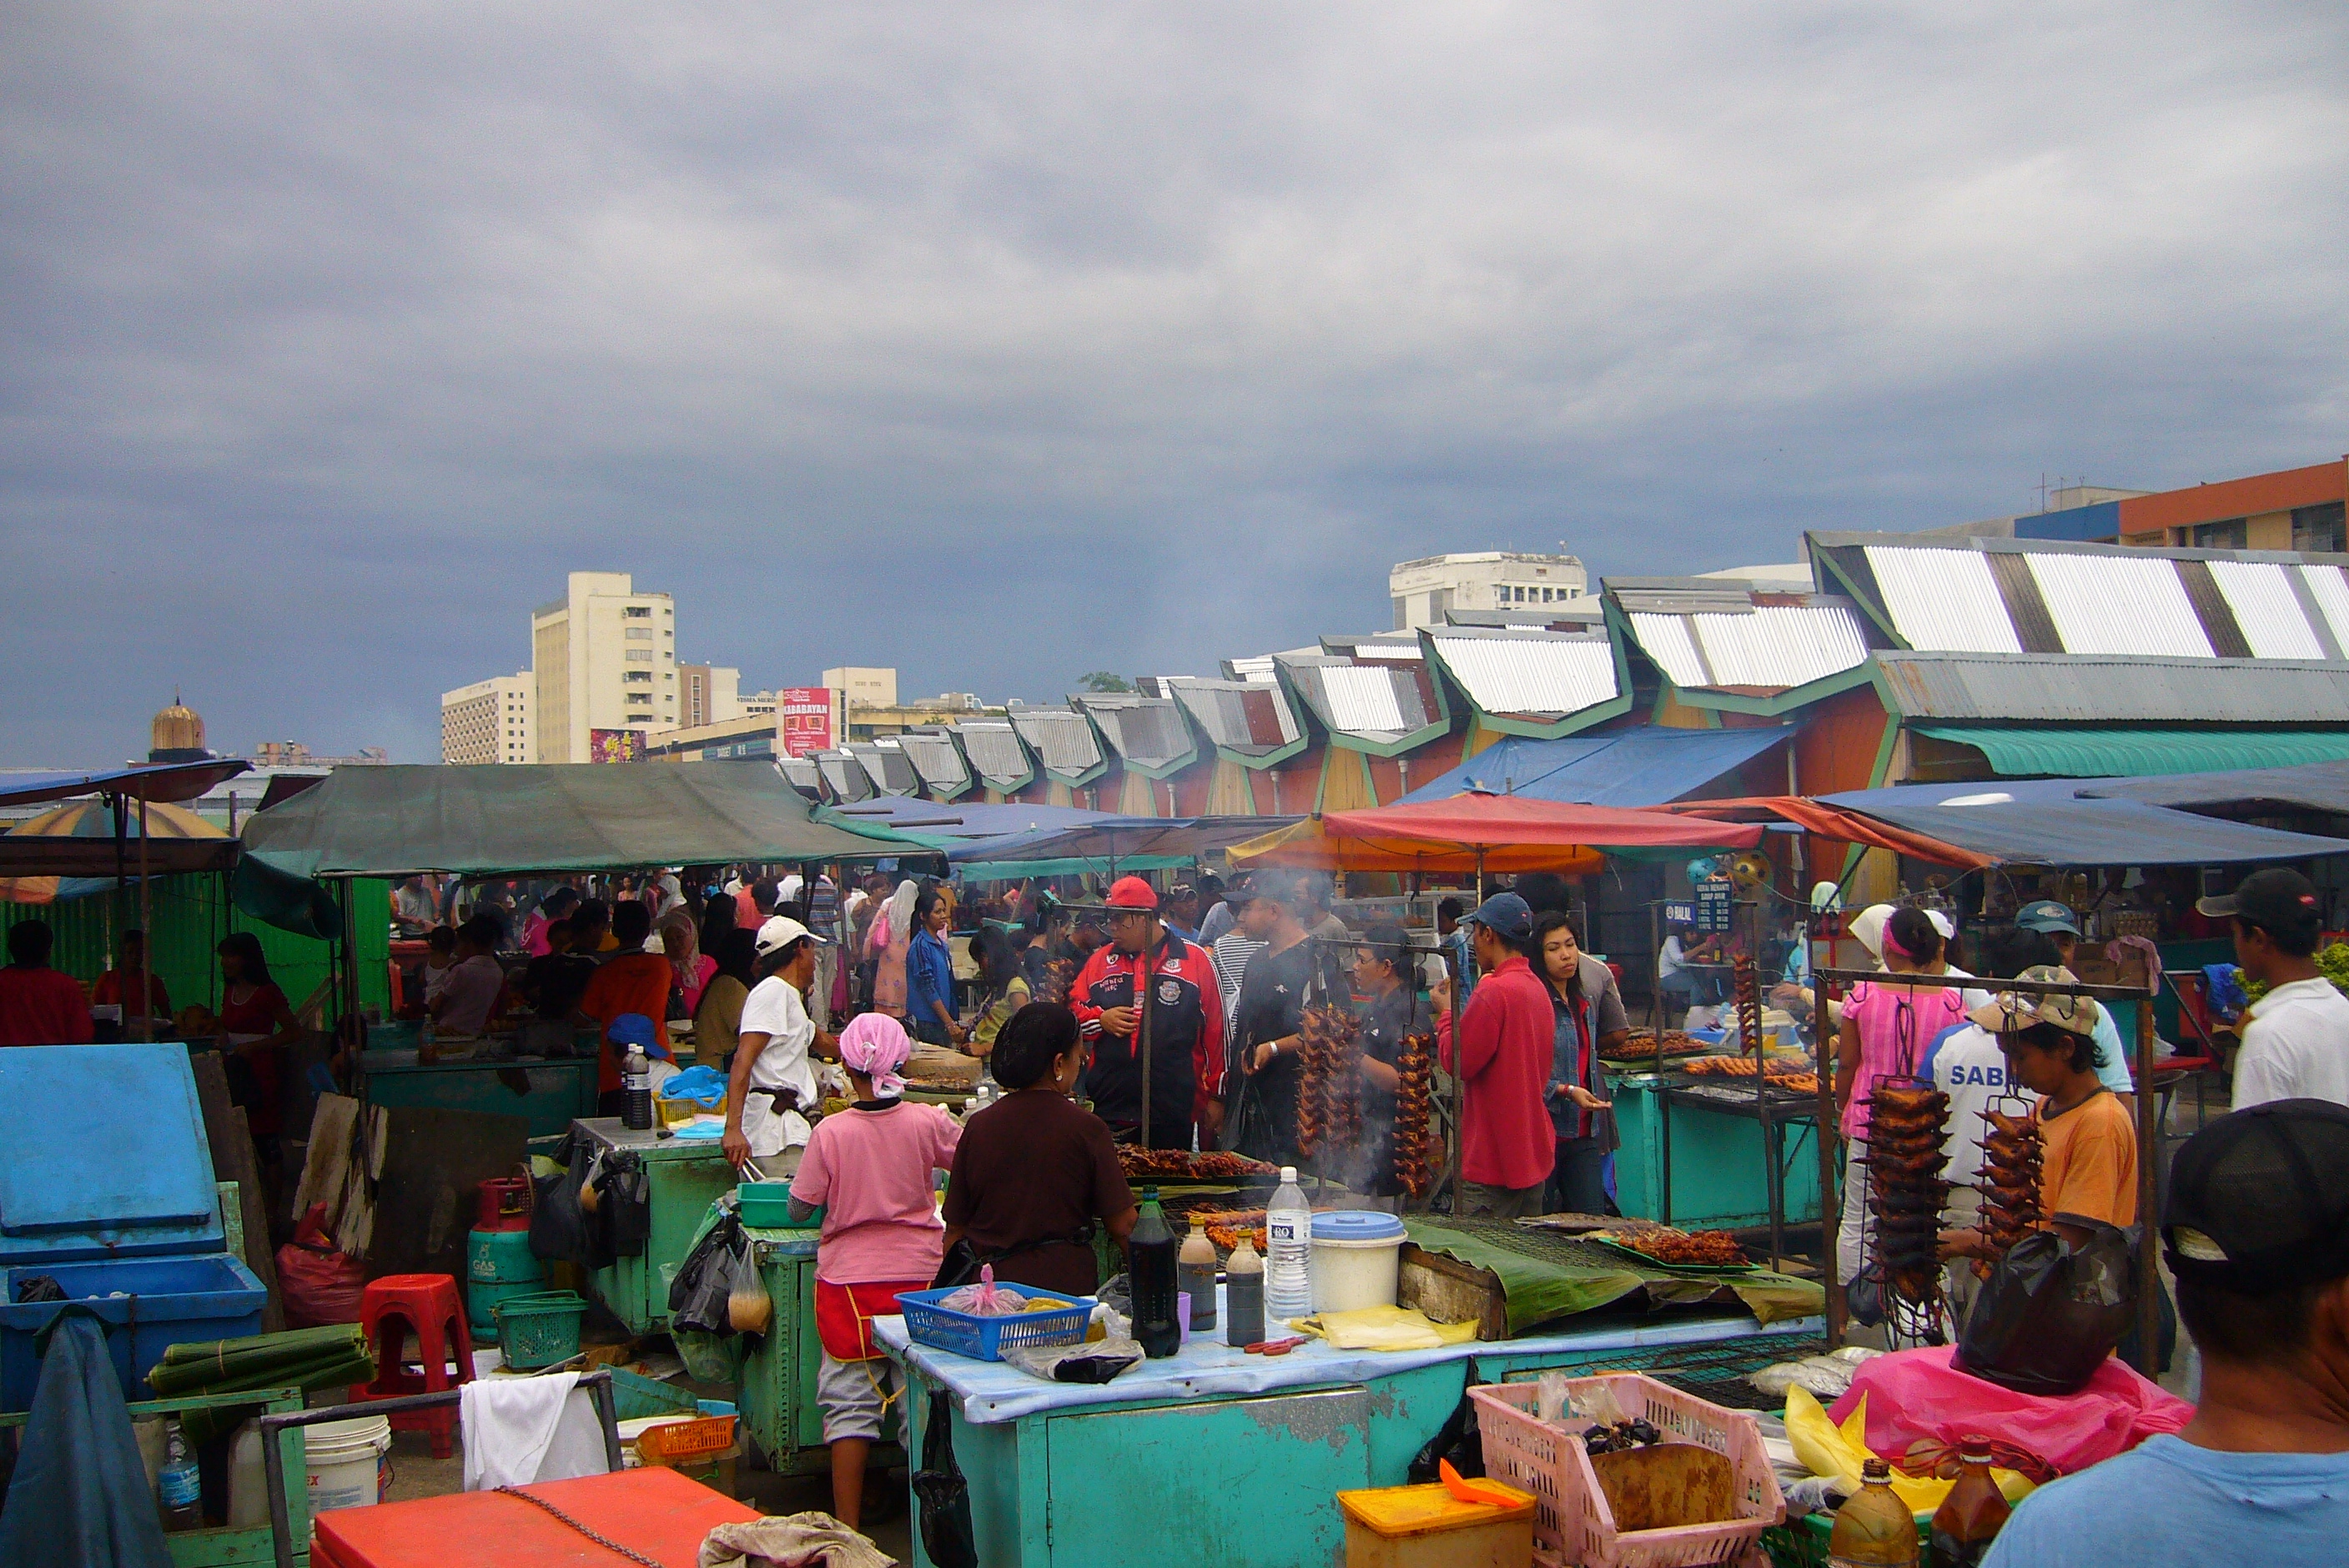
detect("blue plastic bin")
[0,1253,267,1410]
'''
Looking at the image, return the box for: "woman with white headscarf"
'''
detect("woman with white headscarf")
[868,879,920,1019]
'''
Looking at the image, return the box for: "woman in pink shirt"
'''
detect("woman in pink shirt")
[1832,906,1969,1288]
[786,1012,959,1530]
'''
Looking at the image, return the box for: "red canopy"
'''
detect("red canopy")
[1657,796,1989,869]
[1321,796,1765,850]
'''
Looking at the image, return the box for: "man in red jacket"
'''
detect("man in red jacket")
[1069,877,1225,1148]
[1436,892,1554,1216]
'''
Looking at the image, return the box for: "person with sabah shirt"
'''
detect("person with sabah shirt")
[1069,876,1225,1148]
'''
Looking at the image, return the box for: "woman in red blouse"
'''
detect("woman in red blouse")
[217,933,302,1155]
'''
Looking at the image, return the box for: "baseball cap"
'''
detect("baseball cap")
[1968,964,2103,1039]
[1105,876,1159,912]
[606,1011,671,1060]
[2165,1098,2349,1294]
[2197,867,2322,942]
[753,915,826,957]
[2015,899,2081,937]
[1464,892,1534,943]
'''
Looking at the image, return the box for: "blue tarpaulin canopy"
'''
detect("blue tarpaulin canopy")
[1817,780,2349,867]
[820,799,1124,846]
[1399,726,1789,807]
[945,816,1297,882]
[0,759,249,810]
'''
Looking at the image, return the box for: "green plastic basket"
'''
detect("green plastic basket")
[606,1364,699,1422]
[492,1290,586,1369]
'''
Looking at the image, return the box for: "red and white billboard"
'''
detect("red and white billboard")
[779,687,833,757]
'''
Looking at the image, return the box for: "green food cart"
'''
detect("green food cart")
[573,1118,741,1334]
[732,1222,908,1477]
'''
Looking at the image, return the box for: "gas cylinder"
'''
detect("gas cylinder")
[466,1176,544,1344]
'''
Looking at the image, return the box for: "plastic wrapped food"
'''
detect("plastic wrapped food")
[939,1264,1030,1317]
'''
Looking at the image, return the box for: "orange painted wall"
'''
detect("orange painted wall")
[1792,686,1893,798]
[2118,460,2346,535]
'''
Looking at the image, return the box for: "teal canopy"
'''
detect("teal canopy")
[1915,725,2349,779]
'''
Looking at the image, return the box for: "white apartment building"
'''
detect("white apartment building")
[1388,551,1591,631]
[531,572,678,761]
[440,673,534,766]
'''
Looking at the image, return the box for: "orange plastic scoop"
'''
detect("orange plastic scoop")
[1439,1458,1534,1511]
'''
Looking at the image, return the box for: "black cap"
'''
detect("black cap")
[2196,867,2322,945]
[2165,1098,2349,1294]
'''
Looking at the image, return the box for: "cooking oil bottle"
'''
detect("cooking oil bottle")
[1829,1458,1919,1567]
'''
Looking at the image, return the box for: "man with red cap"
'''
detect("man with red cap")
[1069,876,1225,1148]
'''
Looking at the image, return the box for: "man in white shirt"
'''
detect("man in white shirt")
[2201,869,2349,1110]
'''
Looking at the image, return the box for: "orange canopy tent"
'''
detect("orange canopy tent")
[1655,795,1990,870]
[1227,795,1764,874]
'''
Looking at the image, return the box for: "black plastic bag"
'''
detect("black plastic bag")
[1955,1217,2137,1397]
[529,1146,590,1267]
[596,1153,651,1259]
[1407,1359,1485,1482]
[669,1214,746,1335]
[912,1390,978,1568]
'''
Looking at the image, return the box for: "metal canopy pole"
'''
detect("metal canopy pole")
[137,789,153,1043]
[1813,959,1841,1340]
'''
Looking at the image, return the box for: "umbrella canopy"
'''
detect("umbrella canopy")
[1228,795,1761,873]
[0,798,237,903]
[0,759,249,812]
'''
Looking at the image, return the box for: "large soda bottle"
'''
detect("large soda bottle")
[1224,1231,1265,1347]
[1828,1458,1919,1567]
[1178,1215,1218,1333]
[1263,1165,1313,1324]
[1129,1189,1182,1358]
[1929,1447,2010,1567]
[622,1042,653,1130]
[158,1416,201,1532]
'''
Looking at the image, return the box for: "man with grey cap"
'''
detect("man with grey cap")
[2199,869,2349,1110]
[1432,892,1556,1217]
[1982,1099,2349,1565]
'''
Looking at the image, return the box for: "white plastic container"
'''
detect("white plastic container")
[304,1415,392,1514]
[227,1421,268,1527]
[1308,1210,1407,1313]
[1263,1167,1315,1324]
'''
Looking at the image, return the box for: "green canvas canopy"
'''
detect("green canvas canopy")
[241,761,918,881]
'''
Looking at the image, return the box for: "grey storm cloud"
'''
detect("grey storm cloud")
[3,2,2343,761]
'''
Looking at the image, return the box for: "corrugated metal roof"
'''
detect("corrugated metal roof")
[894,730,972,794]
[1427,631,1619,718]
[815,751,871,802]
[846,741,921,796]
[1223,655,1280,684]
[1073,694,1197,772]
[2299,565,2349,650]
[1627,613,1708,688]
[1876,651,2349,723]
[1860,546,2023,653]
[1164,677,1302,756]
[2209,560,2326,661]
[1009,707,1107,781]
[2025,551,2214,658]
[952,720,1034,789]
[1624,594,1870,694]
[1323,631,1425,661]
[1275,653,1443,747]
[776,756,821,798]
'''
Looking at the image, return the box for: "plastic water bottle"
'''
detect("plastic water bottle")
[158,1417,201,1532]
[1264,1165,1313,1325]
[622,1043,652,1130]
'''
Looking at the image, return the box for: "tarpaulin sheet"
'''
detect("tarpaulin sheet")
[1816,785,2349,867]
[822,800,1123,842]
[241,761,914,878]
[2083,760,2349,817]
[873,1285,1819,1425]
[0,760,249,811]
[1657,796,1989,869]
[1914,724,2349,781]
[943,816,1291,867]
[1399,726,1790,808]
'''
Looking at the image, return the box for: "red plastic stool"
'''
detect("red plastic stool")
[348,1274,474,1458]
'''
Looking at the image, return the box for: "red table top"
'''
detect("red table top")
[313,1468,761,1568]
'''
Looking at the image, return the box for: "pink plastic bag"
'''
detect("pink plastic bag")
[1828,1345,2191,1476]
[939,1264,1029,1317]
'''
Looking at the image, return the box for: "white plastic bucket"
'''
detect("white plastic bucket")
[1309,1211,1408,1313]
[305,1415,392,1513]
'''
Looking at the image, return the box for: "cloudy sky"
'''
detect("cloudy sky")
[4,3,2343,763]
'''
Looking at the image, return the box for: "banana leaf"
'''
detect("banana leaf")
[147,1324,376,1444]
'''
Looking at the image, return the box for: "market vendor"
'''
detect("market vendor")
[1348,922,1427,1203]
[0,918,91,1046]
[576,901,673,1113]
[1225,871,1339,1164]
[1979,1100,2349,1565]
[1433,892,1554,1218]
[1532,910,1627,1216]
[1939,967,2136,1264]
[216,933,301,1158]
[1070,876,1223,1149]
[91,927,170,1036]
[722,916,837,1174]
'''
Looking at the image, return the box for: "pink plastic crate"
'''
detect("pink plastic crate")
[1469,1374,1784,1568]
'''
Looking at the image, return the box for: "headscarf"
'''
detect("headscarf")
[837,1011,912,1099]
[1848,904,1896,965]
[656,908,702,990]
[883,879,920,948]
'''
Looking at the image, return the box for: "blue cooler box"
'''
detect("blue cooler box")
[0,1043,269,1410]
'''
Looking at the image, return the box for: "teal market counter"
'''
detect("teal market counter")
[573,1118,740,1334]
[1610,1077,1823,1236]
[362,1023,602,1142]
[880,1299,1820,1568]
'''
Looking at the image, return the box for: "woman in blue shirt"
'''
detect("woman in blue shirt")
[906,889,963,1048]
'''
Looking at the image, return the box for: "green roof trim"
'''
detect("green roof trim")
[1914,725,2349,779]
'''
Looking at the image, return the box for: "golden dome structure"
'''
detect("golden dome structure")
[149,692,210,763]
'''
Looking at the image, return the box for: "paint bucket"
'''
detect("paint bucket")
[305,1415,392,1513]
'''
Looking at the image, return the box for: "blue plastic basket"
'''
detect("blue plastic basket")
[895,1288,1094,1363]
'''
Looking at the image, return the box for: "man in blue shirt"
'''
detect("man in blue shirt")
[1983,1099,2349,1566]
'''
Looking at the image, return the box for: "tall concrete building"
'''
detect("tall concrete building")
[440,673,533,765]
[677,663,743,731]
[531,572,677,761]
[1388,551,1591,631]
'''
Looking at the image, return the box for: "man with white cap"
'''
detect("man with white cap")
[722,916,837,1175]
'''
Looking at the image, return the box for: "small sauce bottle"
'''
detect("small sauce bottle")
[1224,1230,1265,1347]
[1179,1217,1218,1333]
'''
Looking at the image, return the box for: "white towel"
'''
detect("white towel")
[460,1374,610,1491]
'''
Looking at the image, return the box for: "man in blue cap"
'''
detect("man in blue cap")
[2015,898,2139,1107]
[1431,892,1556,1216]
